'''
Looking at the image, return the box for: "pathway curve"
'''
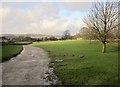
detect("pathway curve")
[2,45,60,85]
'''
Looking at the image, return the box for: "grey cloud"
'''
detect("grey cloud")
[1,2,91,35]
[61,2,93,11]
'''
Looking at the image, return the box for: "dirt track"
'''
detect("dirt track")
[2,45,60,85]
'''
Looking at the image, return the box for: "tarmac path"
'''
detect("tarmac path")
[2,45,60,85]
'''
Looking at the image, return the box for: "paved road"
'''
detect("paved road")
[2,45,60,85]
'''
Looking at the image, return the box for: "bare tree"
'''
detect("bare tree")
[84,2,119,53]
[62,30,71,40]
[72,33,81,40]
[80,27,95,43]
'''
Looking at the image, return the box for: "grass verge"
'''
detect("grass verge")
[33,40,118,85]
[0,45,23,62]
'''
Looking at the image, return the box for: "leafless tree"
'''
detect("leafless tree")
[72,33,81,40]
[84,2,119,53]
[62,30,71,40]
[80,27,96,42]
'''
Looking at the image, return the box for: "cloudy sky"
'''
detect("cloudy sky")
[1,0,109,35]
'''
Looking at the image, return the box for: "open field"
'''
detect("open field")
[0,45,23,62]
[33,40,118,85]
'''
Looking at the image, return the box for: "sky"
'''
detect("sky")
[0,0,117,35]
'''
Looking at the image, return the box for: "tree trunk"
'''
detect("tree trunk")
[102,43,106,53]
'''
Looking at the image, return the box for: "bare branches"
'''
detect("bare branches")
[84,1,118,43]
[62,30,71,40]
[83,1,118,53]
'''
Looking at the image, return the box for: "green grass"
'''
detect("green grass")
[33,40,118,85]
[0,45,23,62]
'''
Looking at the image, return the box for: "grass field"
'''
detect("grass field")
[0,45,23,62]
[33,40,118,85]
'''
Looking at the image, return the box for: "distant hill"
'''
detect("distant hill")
[1,34,62,39]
